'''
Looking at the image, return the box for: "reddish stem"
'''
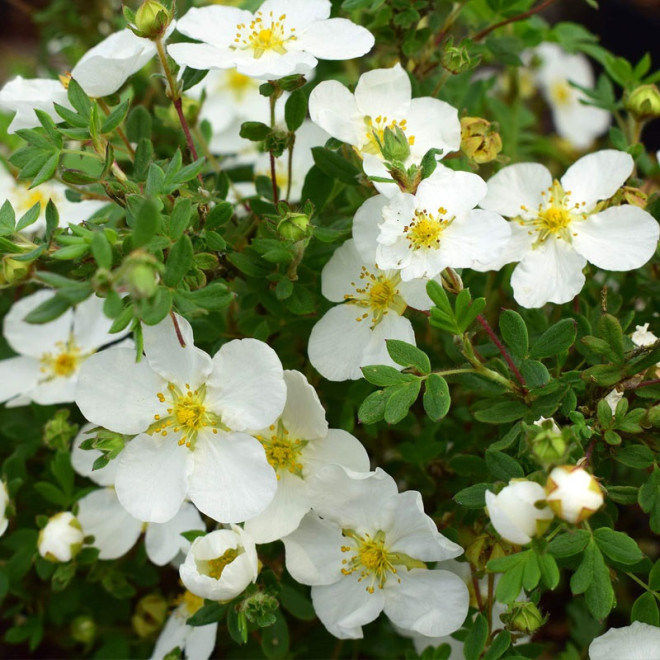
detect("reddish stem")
[170,311,186,348]
[173,98,204,185]
[476,313,527,391]
[632,378,660,389]
[269,151,279,204]
[471,0,559,42]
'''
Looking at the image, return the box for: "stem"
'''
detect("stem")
[625,572,660,602]
[62,149,103,160]
[476,314,527,392]
[461,334,517,392]
[98,98,135,157]
[285,140,294,202]
[170,311,186,348]
[471,0,559,42]
[471,568,484,611]
[431,69,451,97]
[631,378,660,389]
[486,573,495,635]
[269,93,279,204]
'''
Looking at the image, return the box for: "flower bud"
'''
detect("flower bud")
[71,615,96,646]
[132,593,168,638]
[38,512,84,562]
[43,409,79,451]
[180,526,258,601]
[529,416,566,464]
[442,37,480,75]
[380,125,411,163]
[485,480,553,545]
[460,117,502,164]
[134,0,172,40]
[501,601,545,634]
[121,251,162,300]
[277,212,311,242]
[545,465,604,524]
[625,84,660,121]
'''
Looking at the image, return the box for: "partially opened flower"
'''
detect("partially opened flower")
[179,527,259,601]
[38,512,84,562]
[168,0,374,80]
[631,323,658,347]
[589,621,660,660]
[309,63,461,196]
[531,42,610,150]
[75,314,285,524]
[151,591,218,660]
[353,168,510,281]
[0,290,130,407]
[244,370,369,543]
[283,466,469,639]
[479,150,660,308]
[545,465,604,524]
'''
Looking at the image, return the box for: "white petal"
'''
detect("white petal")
[362,154,400,198]
[304,428,370,474]
[572,205,659,271]
[416,169,487,217]
[589,621,660,660]
[234,50,317,80]
[145,502,205,566]
[552,102,610,151]
[115,433,189,523]
[309,81,362,146]
[142,314,213,389]
[73,294,126,353]
[0,356,40,404]
[354,64,411,119]
[476,221,534,272]
[320,238,371,303]
[295,18,374,61]
[71,423,118,486]
[511,239,587,308]
[383,569,469,637]
[75,348,166,434]
[188,430,277,523]
[362,311,416,369]
[265,0,330,29]
[31,374,78,405]
[280,370,328,440]
[481,163,552,219]
[183,623,218,660]
[174,6,251,46]
[167,43,235,71]
[151,609,190,660]
[206,339,285,431]
[485,490,532,545]
[560,150,633,211]
[353,195,389,265]
[406,98,461,160]
[76,488,142,559]
[312,578,384,639]
[3,290,72,358]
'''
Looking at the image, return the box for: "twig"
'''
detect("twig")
[476,314,527,392]
[170,311,186,348]
[470,0,559,42]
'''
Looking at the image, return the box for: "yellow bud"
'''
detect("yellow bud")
[625,84,660,121]
[460,116,502,164]
[132,594,168,638]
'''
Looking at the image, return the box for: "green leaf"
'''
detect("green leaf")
[615,445,655,469]
[361,365,417,387]
[548,530,591,558]
[454,290,486,333]
[597,314,624,363]
[594,527,644,565]
[473,400,528,424]
[423,373,451,421]
[16,203,41,232]
[358,389,388,425]
[311,146,360,184]
[284,88,308,132]
[206,202,233,230]
[495,561,525,603]
[133,198,161,248]
[522,552,541,590]
[499,309,528,359]
[638,468,660,534]
[570,540,596,595]
[464,614,488,660]
[126,106,152,142]
[100,99,130,134]
[384,380,421,424]
[260,610,289,660]
[0,200,15,235]
[175,282,233,312]
[607,486,639,505]
[239,121,271,141]
[454,483,492,509]
[631,592,660,626]
[66,78,91,117]
[487,553,527,574]
[30,152,59,188]
[485,450,524,480]
[385,339,431,374]
[538,553,560,590]
[649,559,660,591]
[279,584,315,621]
[187,601,228,627]
[585,543,614,619]
[163,235,193,287]
[483,630,511,660]
[91,231,113,269]
[529,319,577,359]
[23,294,72,324]
[519,360,551,388]
[139,287,172,325]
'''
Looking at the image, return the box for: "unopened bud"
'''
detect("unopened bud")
[278,212,311,242]
[38,512,84,562]
[442,37,480,75]
[501,601,545,634]
[461,116,502,164]
[122,251,161,300]
[621,186,648,208]
[625,84,660,121]
[71,615,96,646]
[380,125,411,163]
[529,416,566,463]
[43,409,79,451]
[545,465,604,524]
[134,0,172,40]
[132,593,168,638]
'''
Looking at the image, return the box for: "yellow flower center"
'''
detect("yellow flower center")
[340,529,426,593]
[178,591,205,617]
[149,383,223,448]
[405,207,451,250]
[344,267,406,328]
[40,340,84,379]
[200,547,240,580]
[549,80,572,107]
[538,206,572,233]
[221,70,256,98]
[16,185,53,217]
[256,422,306,479]
[232,11,297,59]
[363,116,415,157]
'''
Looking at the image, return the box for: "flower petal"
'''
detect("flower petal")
[115,433,189,523]
[73,294,127,353]
[304,429,370,474]
[354,63,411,119]
[183,622,218,660]
[263,0,330,28]
[174,6,251,46]
[167,43,235,71]
[353,195,389,265]
[309,80,362,146]
[560,150,633,211]
[406,97,461,160]
[295,18,374,61]
[510,238,587,308]
[280,370,328,439]
[320,238,371,303]
[71,423,118,486]
[188,430,277,523]
[145,502,205,566]
[572,205,659,270]
[76,347,166,434]
[0,356,40,404]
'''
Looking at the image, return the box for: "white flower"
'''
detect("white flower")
[244,370,369,543]
[545,465,604,524]
[179,527,259,601]
[604,388,623,415]
[307,235,432,381]
[485,480,553,545]
[38,512,84,562]
[479,150,660,308]
[531,43,610,150]
[151,591,218,660]
[631,323,658,347]
[353,169,510,281]
[75,313,285,524]
[283,466,469,640]
[0,29,167,133]
[0,166,106,234]
[76,488,205,565]
[589,621,660,660]
[168,0,374,81]
[309,63,461,196]
[0,481,9,537]
[0,290,130,407]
